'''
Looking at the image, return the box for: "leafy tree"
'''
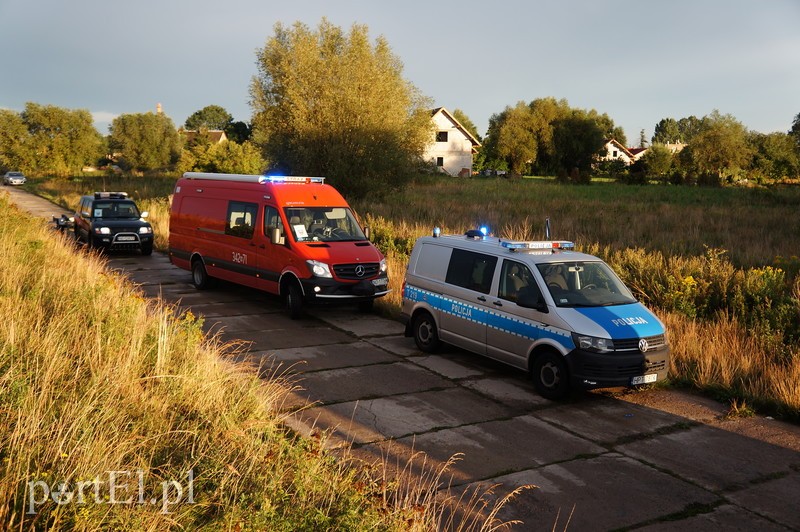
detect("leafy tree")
[638,129,648,148]
[747,131,800,180]
[652,118,681,144]
[0,109,31,172]
[652,116,703,145]
[484,102,537,175]
[790,112,800,149]
[250,19,432,198]
[588,109,626,147]
[185,105,233,131]
[109,112,181,172]
[552,111,606,180]
[451,109,481,141]
[638,144,673,180]
[676,116,703,142]
[226,121,252,143]
[682,110,750,183]
[16,103,103,176]
[179,140,266,175]
[527,97,570,174]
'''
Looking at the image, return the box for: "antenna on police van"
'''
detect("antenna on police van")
[545,217,551,240]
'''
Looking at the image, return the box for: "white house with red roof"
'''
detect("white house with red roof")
[600,139,648,165]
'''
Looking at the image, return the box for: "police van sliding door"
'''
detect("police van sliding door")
[439,249,498,355]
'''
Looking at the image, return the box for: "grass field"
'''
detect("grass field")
[22,174,800,419]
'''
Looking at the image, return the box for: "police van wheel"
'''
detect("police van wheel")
[141,243,153,256]
[286,282,304,320]
[532,351,570,400]
[192,260,212,290]
[413,312,440,353]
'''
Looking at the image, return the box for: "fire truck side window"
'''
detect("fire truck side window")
[225,201,257,239]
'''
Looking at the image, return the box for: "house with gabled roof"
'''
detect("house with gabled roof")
[182,129,228,145]
[424,107,482,176]
[600,139,648,165]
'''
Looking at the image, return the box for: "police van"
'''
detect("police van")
[401,229,669,399]
[169,173,389,318]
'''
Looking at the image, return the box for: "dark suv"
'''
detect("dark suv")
[74,192,154,255]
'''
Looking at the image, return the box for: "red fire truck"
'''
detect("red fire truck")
[169,173,389,318]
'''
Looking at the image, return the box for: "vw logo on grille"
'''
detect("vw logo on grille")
[355,265,365,277]
[638,338,649,353]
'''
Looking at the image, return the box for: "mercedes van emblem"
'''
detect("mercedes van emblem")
[355,265,365,277]
[638,338,649,353]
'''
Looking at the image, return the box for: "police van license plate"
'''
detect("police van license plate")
[117,236,136,241]
[372,278,388,286]
[631,374,657,385]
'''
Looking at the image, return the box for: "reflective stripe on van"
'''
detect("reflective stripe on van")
[404,285,575,351]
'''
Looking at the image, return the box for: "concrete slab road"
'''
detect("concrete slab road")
[5,187,800,531]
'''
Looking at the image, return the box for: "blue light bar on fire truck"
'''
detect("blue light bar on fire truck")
[501,240,575,251]
[260,175,325,184]
[182,173,325,184]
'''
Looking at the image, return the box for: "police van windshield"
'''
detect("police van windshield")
[92,201,141,219]
[536,261,636,307]
[284,207,367,242]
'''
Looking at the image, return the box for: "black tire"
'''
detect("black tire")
[412,311,441,353]
[141,242,153,256]
[87,234,102,252]
[191,259,212,290]
[531,351,570,400]
[286,282,304,320]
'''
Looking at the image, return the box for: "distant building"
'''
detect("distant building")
[424,107,481,176]
[599,139,648,165]
[664,142,687,154]
[182,129,228,145]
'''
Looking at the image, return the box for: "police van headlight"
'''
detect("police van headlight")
[379,258,387,273]
[94,227,111,235]
[139,226,153,234]
[306,260,333,278]
[572,333,614,353]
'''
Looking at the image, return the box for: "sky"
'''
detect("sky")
[1,0,799,144]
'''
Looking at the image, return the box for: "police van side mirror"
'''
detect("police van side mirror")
[517,291,548,313]
[364,226,371,241]
[140,211,149,219]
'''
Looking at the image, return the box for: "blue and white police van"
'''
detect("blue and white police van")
[401,229,669,399]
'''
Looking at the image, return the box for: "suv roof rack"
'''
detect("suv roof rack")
[94,191,129,199]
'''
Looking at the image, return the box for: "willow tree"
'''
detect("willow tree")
[250,19,432,198]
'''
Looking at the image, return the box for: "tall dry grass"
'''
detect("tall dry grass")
[0,195,520,529]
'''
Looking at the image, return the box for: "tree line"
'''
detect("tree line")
[0,102,266,178]
[1,19,799,195]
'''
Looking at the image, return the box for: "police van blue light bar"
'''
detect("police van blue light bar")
[501,240,575,251]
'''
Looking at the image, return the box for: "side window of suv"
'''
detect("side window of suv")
[445,248,497,294]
